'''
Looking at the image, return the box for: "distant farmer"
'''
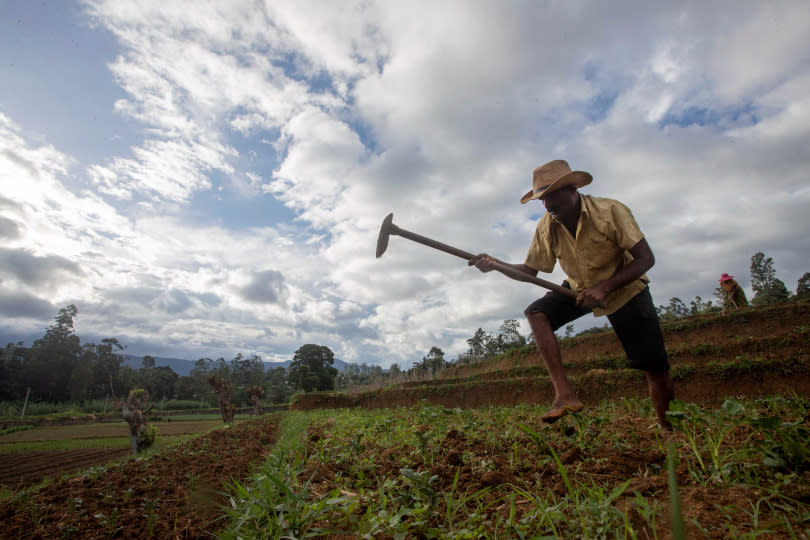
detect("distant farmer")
[470,160,674,428]
[719,273,748,312]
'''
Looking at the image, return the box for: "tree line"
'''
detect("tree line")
[2,251,806,407]
[0,304,533,406]
[0,305,344,408]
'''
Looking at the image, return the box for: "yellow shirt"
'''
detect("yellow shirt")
[525,194,649,316]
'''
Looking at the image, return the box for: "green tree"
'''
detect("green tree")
[0,342,26,400]
[182,357,220,404]
[750,252,790,305]
[27,305,82,401]
[142,355,156,369]
[174,375,206,402]
[67,349,93,402]
[466,328,488,361]
[416,346,446,376]
[564,324,575,339]
[689,296,718,316]
[287,344,338,392]
[388,363,402,382]
[796,272,810,300]
[132,364,178,401]
[498,319,527,350]
[656,297,689,321]
[335,363,384,390]
[230,353,266,403]
[90,338,126,399]
[264,366,293,404]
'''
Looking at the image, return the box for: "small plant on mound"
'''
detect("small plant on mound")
[746,396,810,472]
[116,388,156,456]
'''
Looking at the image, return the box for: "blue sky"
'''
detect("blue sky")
[1,0,809,368]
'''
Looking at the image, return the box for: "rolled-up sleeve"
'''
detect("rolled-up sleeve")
[607,201,644,251]
[525,217,556,272]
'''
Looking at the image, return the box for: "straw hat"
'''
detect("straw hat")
[520,160,592,204]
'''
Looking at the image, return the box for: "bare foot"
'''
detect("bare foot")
[540,400,584,423]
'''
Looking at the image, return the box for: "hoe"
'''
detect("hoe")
[376,213,578,300]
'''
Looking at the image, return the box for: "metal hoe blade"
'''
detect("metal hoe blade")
[376,213,394,258]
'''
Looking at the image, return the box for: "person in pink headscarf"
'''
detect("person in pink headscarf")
[719,273,748,312]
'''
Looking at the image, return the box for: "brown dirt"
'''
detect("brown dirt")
[0,415,280,539]
[0,449,131,492]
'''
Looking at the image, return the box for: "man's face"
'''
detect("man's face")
[540,186,578,220]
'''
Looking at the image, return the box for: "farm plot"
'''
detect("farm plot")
[0,418,228,443]
[224,399,810,539]
[0,449,131,492]
[0,419,231,491]
[0,414,280,539]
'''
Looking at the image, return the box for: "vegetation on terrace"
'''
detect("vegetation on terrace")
[223,397,810,539]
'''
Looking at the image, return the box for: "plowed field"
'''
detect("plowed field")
[0,449,130,491]
[0,415,280,539]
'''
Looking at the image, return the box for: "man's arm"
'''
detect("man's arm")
[469,254,539,280]
[576,237,655,308]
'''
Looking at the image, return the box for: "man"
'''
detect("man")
[718,273,748,312]
[470,159,674,428]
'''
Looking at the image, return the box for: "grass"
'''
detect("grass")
[224,396,810,538]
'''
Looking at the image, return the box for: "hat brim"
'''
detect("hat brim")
[520,171,592,204]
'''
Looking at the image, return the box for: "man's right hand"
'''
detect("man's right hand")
[468,253,497,272]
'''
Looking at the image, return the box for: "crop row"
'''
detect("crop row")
[223,396,810,539]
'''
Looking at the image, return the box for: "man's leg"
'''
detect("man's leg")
[608,288,674,429]
[526,311,584,422]
[646,369,674,429]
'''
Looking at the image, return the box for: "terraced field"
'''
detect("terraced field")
[291,300,810,412]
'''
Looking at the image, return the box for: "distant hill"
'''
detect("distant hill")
[121,354,352,377]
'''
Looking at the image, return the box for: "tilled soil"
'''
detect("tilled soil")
[0,449,131,491]
[0,415,280,539]
[0,419,235,492]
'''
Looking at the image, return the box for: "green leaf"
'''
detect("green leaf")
[721,399,744,416]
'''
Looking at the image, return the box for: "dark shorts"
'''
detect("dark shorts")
[524,283,670,372]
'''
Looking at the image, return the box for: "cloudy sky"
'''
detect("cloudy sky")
[1,0,809,368]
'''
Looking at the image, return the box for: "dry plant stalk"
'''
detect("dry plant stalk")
[246,385,264,417]
[208,374,235,423]
[115,388,154,456]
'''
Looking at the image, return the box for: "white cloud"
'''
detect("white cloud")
[2,1,809,369]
